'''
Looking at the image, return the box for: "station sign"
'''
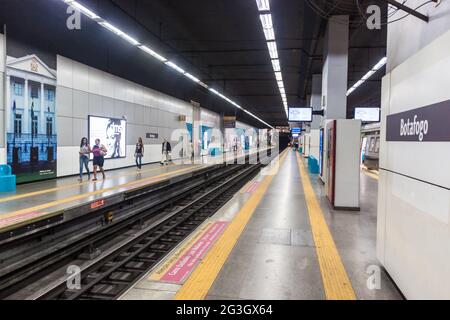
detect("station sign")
[146,133,159,139]
[224,116,236,129]
[386,99,450,142]
[291,127,302,134]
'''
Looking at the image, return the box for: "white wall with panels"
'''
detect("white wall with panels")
[55,55,221,177]
[377,29,450,300]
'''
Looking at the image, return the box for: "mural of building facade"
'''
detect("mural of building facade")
[5,54,57,183]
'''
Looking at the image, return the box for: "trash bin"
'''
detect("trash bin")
[0,165,16,192]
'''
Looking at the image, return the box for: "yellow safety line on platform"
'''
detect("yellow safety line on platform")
[0,164,180,204]
[174,150,288,300]
[361,167,379,180]
[296,152,356,300]
[0,165,203,230]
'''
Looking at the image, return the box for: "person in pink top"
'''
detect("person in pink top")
[92,138,107,181]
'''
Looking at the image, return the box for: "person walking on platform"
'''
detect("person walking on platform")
[92,139,107,181]
[78,137,91,182]
[135,137,144,170]
[161,138,171,166]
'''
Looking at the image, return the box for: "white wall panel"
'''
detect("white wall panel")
[309,129,320,160]
[72,60,89,92]
[102,72,115,98]
[383,30,450,189]
[0,33,4,73]
[56,55,73,88]
[57,86,73,117]
[0,148,5,165]
[72,90,89,119]
[88,66,102,95]
[383,173,450,299]
[379,26,450,300]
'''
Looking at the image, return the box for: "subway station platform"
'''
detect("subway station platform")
[0,162,203,235]
[120,149,402,300]
[0,148,268,239]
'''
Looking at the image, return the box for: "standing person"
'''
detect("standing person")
[92,139,107,181]
[161,138,171,166]
[78,137,91,182]
[135,137,144,170]
[190,142,194,163]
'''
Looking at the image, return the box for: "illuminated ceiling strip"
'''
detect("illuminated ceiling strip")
[347,57,387,96]
[256,0,270,11]
[256,0,288,117]
[62,0,272,128]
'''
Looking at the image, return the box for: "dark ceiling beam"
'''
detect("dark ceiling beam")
[171,48,322,59]
[207,78,275,82]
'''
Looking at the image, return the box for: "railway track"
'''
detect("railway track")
[0,158,269,300]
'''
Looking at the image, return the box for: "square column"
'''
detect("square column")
[191,100,201,158]
[309,74,322,162]
[322,15,349,120]
[310,74,322,130]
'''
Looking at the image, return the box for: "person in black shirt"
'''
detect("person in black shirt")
[135,137,144,170]
[161,138,172,165]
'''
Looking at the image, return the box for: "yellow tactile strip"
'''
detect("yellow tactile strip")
[174,150,288,300]
[0,165,203,232]
[0,163,180,204]
[361,167,379,180]
[296,152,356,300]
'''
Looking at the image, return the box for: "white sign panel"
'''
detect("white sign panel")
[89,116,127,159]
[288,108,312,122]
[354,108,380,122]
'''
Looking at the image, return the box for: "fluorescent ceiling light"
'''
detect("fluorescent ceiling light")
[279,87,285,95]
[98,21,122,35]
[165,61,185,74]
[267,41,278,59]
[119,33,140,46]
[275,72,282,81]
[353,80,364,88]
[65,0,100,20]
[347,56,387,96]
[259,14,273,29]
[277,81,284,88]
[184,73,201,83]
[373,57,387,70]
[138,45,167,62]
[263,28,275,41]
[271,59,280,72]
[62,2,272,128]
[361,70,376,81]
[256,0,270,11]
[99,21,140,45]
[198,81,209,89]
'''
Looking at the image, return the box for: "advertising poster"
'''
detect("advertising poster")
[88,116,127,159]
[5,47,57,183]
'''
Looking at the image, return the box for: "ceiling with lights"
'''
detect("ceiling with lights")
[0,0,387,127]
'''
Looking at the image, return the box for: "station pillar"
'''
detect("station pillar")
[191,101,201,161]
[320,15,360,210]
[309,74,322,164]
